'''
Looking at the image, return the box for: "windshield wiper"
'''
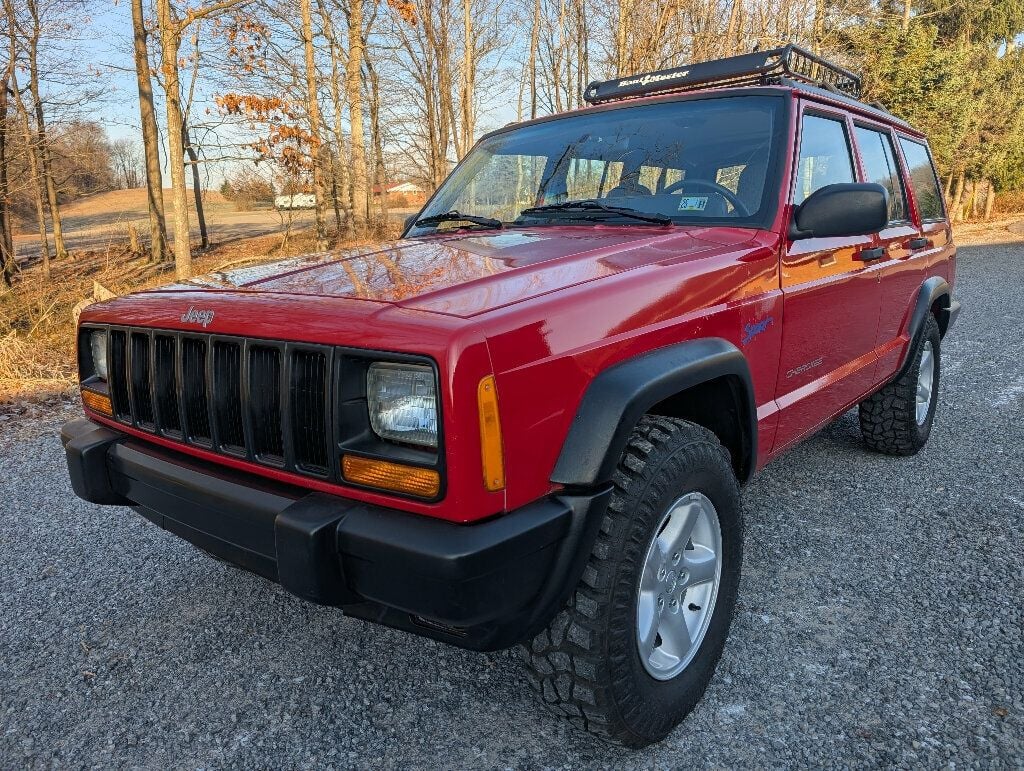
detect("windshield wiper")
[414,210,503,230]
[518,199,672,226]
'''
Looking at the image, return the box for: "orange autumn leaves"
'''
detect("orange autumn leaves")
[215,93,317,175]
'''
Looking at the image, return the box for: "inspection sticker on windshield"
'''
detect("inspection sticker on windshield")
[677,196,708,212]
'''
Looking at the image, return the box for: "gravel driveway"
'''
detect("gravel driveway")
[2,240,1022,768]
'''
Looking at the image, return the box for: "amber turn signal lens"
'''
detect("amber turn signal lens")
[80,389,113,416]
[477,375,505,492]
[342,455,440,499]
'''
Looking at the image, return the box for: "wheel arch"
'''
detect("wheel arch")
[550,339,757,488]
[899,277,952,372]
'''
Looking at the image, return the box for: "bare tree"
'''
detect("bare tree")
[154,0,249,279]
[4,2,50,278]
[317,0,351,238]
[345,0,370,234]
[130,0,169,262]
[299,0,329,246]
[0,11,15,286]
[21,0,68,261]
[110,138,144,189]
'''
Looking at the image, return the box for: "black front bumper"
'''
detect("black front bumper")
[62,419,610,651]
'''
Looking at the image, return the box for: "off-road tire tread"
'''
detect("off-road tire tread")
[518,415,738,747]
[859,314,941,456]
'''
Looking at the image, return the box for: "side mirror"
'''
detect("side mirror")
[790,183,888,240]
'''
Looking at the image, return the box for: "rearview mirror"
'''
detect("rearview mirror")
[790,183,888,240]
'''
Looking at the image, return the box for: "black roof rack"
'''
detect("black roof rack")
[583,44,862,105]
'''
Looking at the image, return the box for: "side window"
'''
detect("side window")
[898,138,945,221]
[793,114,855,204]
[854,126,908,223]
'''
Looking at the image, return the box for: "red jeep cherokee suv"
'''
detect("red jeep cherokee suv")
[64,46,959,746]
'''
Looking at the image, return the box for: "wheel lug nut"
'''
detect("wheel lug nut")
[658,567,666,581]
[672,552,681,565]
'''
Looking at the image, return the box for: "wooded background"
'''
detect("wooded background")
[1,0,1023,288]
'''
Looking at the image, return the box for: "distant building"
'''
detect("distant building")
[373,182,428,207]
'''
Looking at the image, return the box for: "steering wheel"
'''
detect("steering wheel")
[662,178,751,217]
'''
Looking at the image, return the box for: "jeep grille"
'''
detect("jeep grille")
[106,328,333,478]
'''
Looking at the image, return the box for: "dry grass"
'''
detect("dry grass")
[952,216,1024,246]
[0,223,395,405]
[993,191,1024,216]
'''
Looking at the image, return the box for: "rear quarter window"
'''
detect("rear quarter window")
[898,138,945,221]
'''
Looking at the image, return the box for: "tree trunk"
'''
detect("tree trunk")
[964,179,976,220]
[528,0,540,119]
[345,0,369,235]
[615,0,630,75]
[0,41,14,286]
[156,0,192,279]
[458,0,474,158]
[366,53,388,229]
[949,172,965,222]
[317,0,350,242]
[902,0,912,32]
[983,180,996,220]
[183,125,208,249]
[299,0,328,248]
[724,1,740,57]
[25,0,67,262]
[8,61,50,278]
[130,0,168,263]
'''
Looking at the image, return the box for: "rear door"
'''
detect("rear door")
[850,122,919,379]
[875,136,952,378]
[774,105,882,451]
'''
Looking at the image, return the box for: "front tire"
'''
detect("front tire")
[859,314,941,456]
[519,416,742,747]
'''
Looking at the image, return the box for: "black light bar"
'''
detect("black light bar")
[583,44,862,105]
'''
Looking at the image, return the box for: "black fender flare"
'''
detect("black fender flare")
[899,277,952,371]
[550,338,757,488]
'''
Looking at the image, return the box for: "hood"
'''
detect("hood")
[153,226,755,318]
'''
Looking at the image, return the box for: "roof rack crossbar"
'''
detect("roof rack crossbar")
[583,44,862,105]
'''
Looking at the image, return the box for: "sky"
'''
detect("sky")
[53,0,523,188]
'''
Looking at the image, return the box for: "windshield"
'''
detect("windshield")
[411,95,783,233]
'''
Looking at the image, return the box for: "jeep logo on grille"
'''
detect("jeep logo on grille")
[180,307,215,327]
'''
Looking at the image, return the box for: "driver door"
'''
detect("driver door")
[773,106,883,452]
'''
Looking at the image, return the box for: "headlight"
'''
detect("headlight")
[90,330,108,380]
[367,362,438,448]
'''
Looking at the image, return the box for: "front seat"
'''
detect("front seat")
[736,158,768,213]
[606,179,652,198]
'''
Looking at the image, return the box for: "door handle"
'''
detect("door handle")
[854,247,886,262]
[906,237,930,250]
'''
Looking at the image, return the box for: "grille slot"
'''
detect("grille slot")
[249,345,284,462]
[213,341,246,453]
[153,335,181,434]
[103,329,334,481]
[291,349,329,473]
[181,337,211,444]
[109,330,130,420]
[129,332,154,426]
